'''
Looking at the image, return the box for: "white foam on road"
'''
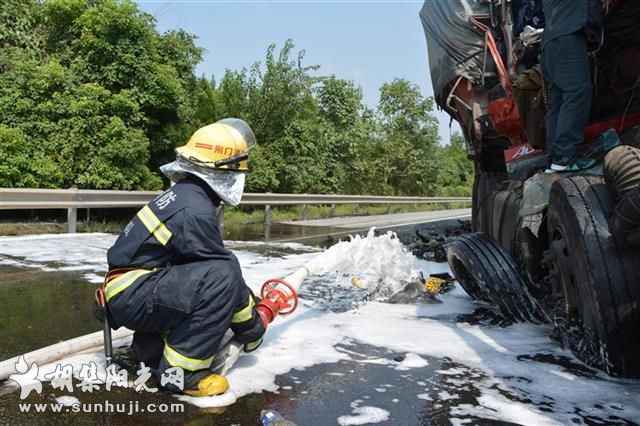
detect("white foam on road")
[338,400,391,426]
[0,233,114,283]
[2,233,640,424]
[395,353,429,371]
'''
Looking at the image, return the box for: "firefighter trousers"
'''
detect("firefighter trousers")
[106,259,264,389]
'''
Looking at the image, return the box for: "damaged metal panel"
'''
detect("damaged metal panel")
[419,0,490,107]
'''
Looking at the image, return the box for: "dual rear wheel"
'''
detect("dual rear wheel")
[451,175,640,377]
[546,175,640,377]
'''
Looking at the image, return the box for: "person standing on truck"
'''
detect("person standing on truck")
[102,118,265,397]
[542,0,603,171]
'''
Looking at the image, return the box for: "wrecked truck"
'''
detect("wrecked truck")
[420,0,640,377]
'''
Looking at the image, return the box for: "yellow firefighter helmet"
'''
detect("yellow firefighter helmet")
[175,118,256,172]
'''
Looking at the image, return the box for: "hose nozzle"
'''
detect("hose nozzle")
[256,279,299,327]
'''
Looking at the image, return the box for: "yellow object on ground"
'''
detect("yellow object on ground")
[176,118,256,171]
[351,276,366,289]
[184,374,230,397]
[424,276,446,295]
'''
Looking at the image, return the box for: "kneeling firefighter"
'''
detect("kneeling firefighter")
[102,119,265,396]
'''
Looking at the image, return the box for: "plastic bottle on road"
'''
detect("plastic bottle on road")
[260,409,297,426]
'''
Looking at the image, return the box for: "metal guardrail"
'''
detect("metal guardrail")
[0,188,471,233]
[0,188,470,208]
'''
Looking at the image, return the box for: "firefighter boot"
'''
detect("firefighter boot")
[184,372,230,397]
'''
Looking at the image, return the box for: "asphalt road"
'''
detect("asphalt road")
[280,209,471,230]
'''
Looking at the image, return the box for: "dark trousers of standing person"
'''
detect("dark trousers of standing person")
[542,31,592,166]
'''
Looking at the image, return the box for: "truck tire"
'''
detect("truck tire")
[490,184,523,255]
[447,233,544,323]
[546,175,640,377]
[472,170,506,233]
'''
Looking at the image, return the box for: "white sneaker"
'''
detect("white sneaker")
[545,163,568,173]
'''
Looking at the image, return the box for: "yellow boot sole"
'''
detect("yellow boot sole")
[184,374,230,397]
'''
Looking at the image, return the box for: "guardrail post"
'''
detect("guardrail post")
[67,207,77,233]
[264,205,272,227]
[330,204,336,217]
[66,187,78,233]
[216,204,224,235]
[264,204,272,241]
[301,204,308,221]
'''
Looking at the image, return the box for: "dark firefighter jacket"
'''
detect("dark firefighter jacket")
[105,176,264,353]
[107,176,228,270]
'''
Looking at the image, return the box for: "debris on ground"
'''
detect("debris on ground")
[387,272,455,304]
[456,307,515,327]
[261,409,298,426]
[402,219,472,262]
[424,272,455,295]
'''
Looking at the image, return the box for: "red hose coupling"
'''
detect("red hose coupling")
[256,278,299,328]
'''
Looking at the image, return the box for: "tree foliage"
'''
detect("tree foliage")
[0,0,43,54]
[0,0,472,196]
[0,0,196,189]
[435,133,474,196]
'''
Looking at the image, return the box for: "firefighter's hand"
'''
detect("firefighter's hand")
[243,337,264,353]
[232,309,266,353]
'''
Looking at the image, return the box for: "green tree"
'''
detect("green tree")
[245,40,319,147]
[42,0,202,167]
[374,79,440,195]
[0,1,466,197]
[0,126,58,188]
[0,53,160,189]
[318,77,362,130]
[316,77,368,193]
[435,133,473,196]
[0,0,43,53]
[217,69,251,120]
[192,76,222,127]
[378,79,439,146]
[0,0,202,189]
[217,40,321,193]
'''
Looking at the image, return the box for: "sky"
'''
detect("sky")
[136,0,456,143]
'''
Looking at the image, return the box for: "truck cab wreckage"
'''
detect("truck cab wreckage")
[420,0,640,377]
